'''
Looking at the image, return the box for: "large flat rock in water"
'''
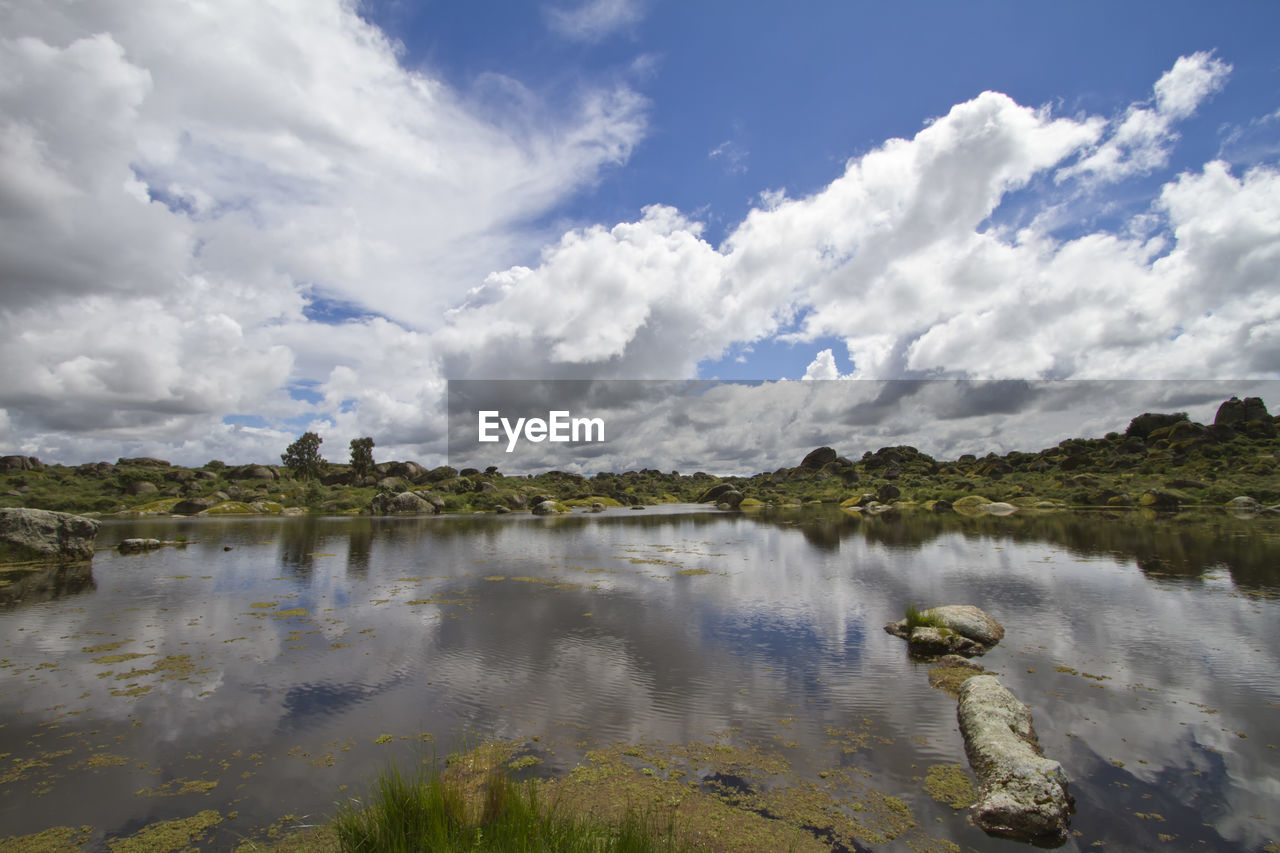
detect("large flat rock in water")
[0,508,99,563]
[884,604,1005,656]
[957,675,1073,844]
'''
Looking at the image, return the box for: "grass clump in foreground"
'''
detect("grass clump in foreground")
[333,758,685,853]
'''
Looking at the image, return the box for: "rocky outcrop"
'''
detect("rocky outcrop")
[1124,411,1188,439]
[227,465,277,481]
[884,605,1005,657]
[0,508,99,563]
[1214,396,1271,426]
[1,455,42,471]
[800,446,837,470]
[957,675,1073,844]
[370,492,437,514]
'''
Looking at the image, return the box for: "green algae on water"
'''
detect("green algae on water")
[923,763,976,809]
[107,809,222,852]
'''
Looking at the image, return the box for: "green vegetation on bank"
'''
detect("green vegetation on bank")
[0,397,1276,517]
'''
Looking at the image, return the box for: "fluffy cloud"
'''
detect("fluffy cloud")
[0,0,646,462]
[1057,51,1231,184]
[1,10,1276,470]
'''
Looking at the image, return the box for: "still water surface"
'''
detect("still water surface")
[1,506,1277,850]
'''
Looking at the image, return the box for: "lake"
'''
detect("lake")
[1,505,1278,851]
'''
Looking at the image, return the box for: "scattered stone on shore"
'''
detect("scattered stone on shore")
[884,605,1005,657]
[957,675,1073,844]
[0,507,99,564]
[1139,489,1182,509]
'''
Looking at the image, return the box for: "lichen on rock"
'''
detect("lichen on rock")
[957,675,1073,844]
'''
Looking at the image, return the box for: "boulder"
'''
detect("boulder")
[1226,496,1261,511]
[387,461,428,482]
[1124,411,1188,439]
[127,481,158,496]
[0,455,42,471]
[899,626,985,656]
[717,489,744,509]
[957,676,1073,844]
[588,502,606,513]
[1138,489,1181,509]
[981,502,1017,516]
[228,465,276,481]
[118,538,163,553]
[1214,396,1271,427]
[696,483,736,503]
[884,605,1005,657]
[532,500,560,515]
[172,498,217,515]
[370,492,435,514]
[931,499,954,514]
[0,508,99,563]
[875,483,901,503]
[800,446,837,470]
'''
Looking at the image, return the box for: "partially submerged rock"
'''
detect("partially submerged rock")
[884,605,1005,657]
[117,538,190,553]
[0,508,99,564]
[957,675,1072,844]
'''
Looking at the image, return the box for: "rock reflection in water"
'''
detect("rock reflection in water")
[0,505,1274,851]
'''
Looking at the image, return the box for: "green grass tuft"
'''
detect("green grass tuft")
[904,603,946,632]
[333,760,685,853]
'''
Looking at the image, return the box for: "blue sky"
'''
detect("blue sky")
[1,0,1278,466]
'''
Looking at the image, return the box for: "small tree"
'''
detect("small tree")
[350,436,375,478]
[282,431,326,480]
